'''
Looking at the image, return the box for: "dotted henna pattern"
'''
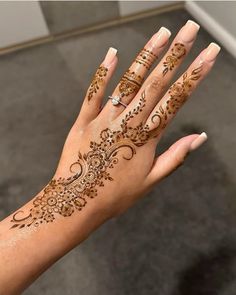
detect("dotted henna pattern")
[135,49,157,70]
[11,66,202,229]
[87,66,108,101]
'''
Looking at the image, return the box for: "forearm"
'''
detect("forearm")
[0,187,107,295]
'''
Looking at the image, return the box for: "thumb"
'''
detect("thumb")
[145,132,208,186]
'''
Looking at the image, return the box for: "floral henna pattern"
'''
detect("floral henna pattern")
[162,43,186,76]
[87,66,108,101]
[11,66,202,229]
[151,66,202,134]
[11,93,150,229]
[118,70,143,97]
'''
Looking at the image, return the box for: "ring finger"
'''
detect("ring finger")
[101,26,171,121]
[119,20,200,125]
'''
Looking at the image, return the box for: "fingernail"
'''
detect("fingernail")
[103,47,117,67]
[190,132,208,151]
[149,26,171,49]
[178,19,200,43]
[204,42,221,62]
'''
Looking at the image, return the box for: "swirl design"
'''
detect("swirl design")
[11,66,202,229]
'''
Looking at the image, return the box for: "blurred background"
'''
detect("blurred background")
[0,1,236,294]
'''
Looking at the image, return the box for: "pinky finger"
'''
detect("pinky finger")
[79,47,118,124]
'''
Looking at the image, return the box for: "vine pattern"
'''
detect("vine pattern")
[11,66,202,229]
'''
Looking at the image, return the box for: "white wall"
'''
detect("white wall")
[0,1,49,48]
[186,1,236,58]
[118,1,175,16]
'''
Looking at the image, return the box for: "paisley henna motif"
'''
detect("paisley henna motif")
[11,66,202,229]
[87,66,108,101]
[162,43,186,76]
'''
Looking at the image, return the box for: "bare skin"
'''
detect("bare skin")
[0,20,220,295]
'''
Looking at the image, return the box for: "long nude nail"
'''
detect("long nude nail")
[204,42,221,62]
[178,20,200,43]
[103,47,117,67]
[148,26,171,50]
[190,132,208,151]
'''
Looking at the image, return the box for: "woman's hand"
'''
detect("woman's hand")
[0,20,220,295]
[10,21,220,228]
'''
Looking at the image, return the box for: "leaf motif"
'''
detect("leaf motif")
[183,72,188,80]
[11,224,19,228]
[192,66,202,75]
[163,67,168,76]
[191,75,201,81]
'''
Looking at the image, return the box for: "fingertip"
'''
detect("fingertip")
[189,132,208,151]
[102,47,118,67]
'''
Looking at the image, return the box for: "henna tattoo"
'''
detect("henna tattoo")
[11,66,202,229]
[151,66,202,136]
[87,66,108,101]
[135,49,157,70]
[118,70,143,97]
[162,43,186,76]
[11,93,150,229]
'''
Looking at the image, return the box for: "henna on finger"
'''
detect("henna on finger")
[119,70,143,97]
[108,27,171,110]
[10,65,202,229]
[10,93,151,229]
[135,48,158,70]
[9,66,205,229]
[150,65,202,137]
[87,66,108,101]
[162,43,186,76]
[10,43,219,230]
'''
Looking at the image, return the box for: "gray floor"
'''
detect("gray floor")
[40,1,119,34]
[0,8,236,295]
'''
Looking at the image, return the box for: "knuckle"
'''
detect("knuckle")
[148,75,165,92]
[173,151,187,166]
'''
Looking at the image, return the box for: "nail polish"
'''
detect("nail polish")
[204,42,221,62]
[190,132,208,151]
[149,26,171,49]
[178,19,200,43]
[103,47,117,67]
